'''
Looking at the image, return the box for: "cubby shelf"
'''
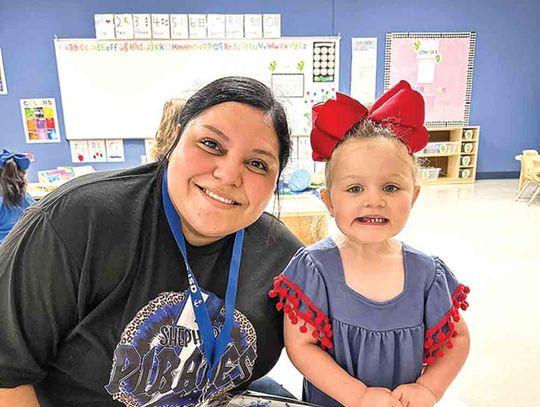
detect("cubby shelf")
[418,126,480,184]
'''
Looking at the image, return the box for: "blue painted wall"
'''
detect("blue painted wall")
[1,0,538,181]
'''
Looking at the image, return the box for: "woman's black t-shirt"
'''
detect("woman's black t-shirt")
[0,163,302,406]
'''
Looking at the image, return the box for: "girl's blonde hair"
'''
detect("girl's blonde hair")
[150,98,186,161]
[324,120,423,189]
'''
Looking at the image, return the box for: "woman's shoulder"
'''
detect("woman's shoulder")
[36,163,160,213]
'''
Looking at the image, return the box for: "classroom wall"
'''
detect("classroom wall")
[1,0,538,182]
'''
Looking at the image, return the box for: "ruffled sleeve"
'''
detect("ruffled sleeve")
[424,257,470,365]
[268,248,333,349]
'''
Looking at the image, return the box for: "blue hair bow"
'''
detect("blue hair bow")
[0,149,31,171]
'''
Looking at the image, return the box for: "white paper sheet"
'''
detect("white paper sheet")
[188,14,207,39]
[105,139,125,162]
[207,14,225,38]
[350,38,377,105]
[114,14,134,39]
[170,14,189,39]
[225,15,244,38]
[263,14,281,38]
[94,14,115,39]
[133,14,152,39]
[244,14,263,38]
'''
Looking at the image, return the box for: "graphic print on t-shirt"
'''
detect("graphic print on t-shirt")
[105,289,257,406]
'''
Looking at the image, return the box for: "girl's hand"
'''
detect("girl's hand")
[358,387,402,407]
[391,383,437,407]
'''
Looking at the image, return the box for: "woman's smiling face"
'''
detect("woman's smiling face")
[167,102,280,245]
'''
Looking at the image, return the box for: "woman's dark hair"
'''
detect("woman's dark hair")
[159,76,292,224]
[0,159,27,207]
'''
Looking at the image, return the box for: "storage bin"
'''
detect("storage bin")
[420,167,442,180]
[423,141,460,154]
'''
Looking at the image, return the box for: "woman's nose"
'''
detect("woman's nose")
[212,157,242,187]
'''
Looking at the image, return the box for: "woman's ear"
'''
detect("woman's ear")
[320,188,334,217]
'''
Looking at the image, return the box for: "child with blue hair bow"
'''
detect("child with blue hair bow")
[0,149,35,244]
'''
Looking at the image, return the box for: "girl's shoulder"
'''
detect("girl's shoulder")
[401,242,449,291]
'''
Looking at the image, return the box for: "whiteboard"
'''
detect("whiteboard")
[54,37,340,140]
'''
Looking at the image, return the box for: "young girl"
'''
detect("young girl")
[0,149,35,244]
[270,81,470,407]
[150,98,186,161]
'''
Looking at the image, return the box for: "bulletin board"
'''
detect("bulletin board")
[384,32,476,127]
[54,37,340,140]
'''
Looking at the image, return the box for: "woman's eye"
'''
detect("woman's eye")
[200,138,222,153]
[347,185,363,193]
[383,184,399,193]
[247,159,269,173]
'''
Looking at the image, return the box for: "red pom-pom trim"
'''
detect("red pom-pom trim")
[423,284,470,365]
[268,274,333,349]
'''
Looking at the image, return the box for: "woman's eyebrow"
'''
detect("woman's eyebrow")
[202,124,229,141]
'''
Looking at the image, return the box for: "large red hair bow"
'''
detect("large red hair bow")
[310,80,429,161]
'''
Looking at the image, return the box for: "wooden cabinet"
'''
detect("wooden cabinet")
[417,126,480,184]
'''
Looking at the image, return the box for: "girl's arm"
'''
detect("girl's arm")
[284,317,400,407]
[416,317,470,400]
[0,385,41,406]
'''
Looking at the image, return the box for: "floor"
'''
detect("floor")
[267,179,540,407]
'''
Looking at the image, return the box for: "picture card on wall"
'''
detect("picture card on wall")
[170,14,189,39]
[133,14,152,39]
[0,48,7,95]
[94,14,116,39]
[20,98,61,143]
[225,15,244,38]
[106,139,125,162]
[88,139,107,162]
[263,14,281,38]
[188,14,207,39]
[70,140,90,163]
[207,14,226,38]
[244,14,263,38]
[151,14,170,39]
[114,14,134,39]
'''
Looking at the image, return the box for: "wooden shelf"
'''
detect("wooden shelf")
[417,153,460,158]
[419,126,480,185]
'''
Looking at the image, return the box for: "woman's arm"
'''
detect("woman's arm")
[0,385,40,406]
[416,317,471,400]
[284,317,400,407]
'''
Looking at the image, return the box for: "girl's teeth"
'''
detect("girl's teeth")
[361,217,387,223]
[203,189,235,205]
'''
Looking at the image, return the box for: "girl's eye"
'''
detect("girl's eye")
[347,185,363,193]
[247,159,269,173]
[200,138,222,153]
[383,184,400,193]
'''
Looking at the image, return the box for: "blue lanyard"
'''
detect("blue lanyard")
[161,168,244,378]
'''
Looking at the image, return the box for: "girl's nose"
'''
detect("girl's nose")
[362,190,386,208]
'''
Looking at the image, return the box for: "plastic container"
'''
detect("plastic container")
[461,156,472,166]
[460,168,472,179]
[462,143,474,154]
[420,167,442,180]
[423,141,460,154]
[463,129,474,140]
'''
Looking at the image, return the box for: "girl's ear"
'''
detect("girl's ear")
[320,188,335,217]
[411,185,421,207]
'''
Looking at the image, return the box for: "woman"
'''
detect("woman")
[0,77,302,406]
[0,149,35,244]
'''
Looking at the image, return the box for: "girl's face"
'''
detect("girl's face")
[323,138,420,245]
[167,102,280,246]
